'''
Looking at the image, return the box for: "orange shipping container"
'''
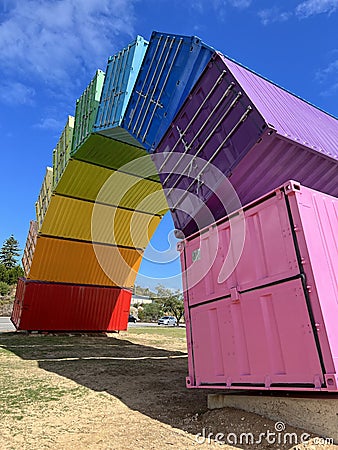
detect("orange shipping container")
[28,236,143,288]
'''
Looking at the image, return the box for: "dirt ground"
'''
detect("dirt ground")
[0,327,336,450]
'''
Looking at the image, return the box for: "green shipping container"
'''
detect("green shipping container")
[53,116,74,188]
[71,133,159,182]
[35,167,53,229]
[71,70,105,153]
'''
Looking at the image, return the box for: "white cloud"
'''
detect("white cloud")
[0,81,35,105]
[228,0,252,8]
[0,0,136,91]
[316,59,338,95]
[296,0,338,17]
[34,117,65,131]
[259,0,338,24]
[192,0,252,13]
[258,7,292,25]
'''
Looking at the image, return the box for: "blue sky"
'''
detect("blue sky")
[0,0,337,290]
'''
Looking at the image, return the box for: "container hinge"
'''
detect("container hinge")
[314,375,322,389]
[230,287,240,303]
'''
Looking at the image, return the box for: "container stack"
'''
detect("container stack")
[12,31,338,392]
[12,32,215,332]
[151,50,338,392]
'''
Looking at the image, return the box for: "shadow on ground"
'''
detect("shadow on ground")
[0,332,325,450]
[0,333,210,431]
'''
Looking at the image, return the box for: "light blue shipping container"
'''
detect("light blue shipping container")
[94,35,148,148]
[122,31,215,152]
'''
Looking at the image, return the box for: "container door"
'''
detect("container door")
[189,278,324,389]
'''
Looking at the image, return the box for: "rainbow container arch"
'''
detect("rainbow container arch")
[15,31,338,393]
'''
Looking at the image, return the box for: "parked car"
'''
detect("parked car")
[158,316,177,326]
[128,314,137,323]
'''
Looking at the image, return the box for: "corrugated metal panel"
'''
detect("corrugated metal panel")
[22,220,38,276]
[182,181,338,391]
[28,236,143,288]
[188,280,324,389]
[53,116,75,188]
[11,278,131,332]
[153,52,338,235]
[123,31,215,152]
[40,195,161,248]
[286,182,338,384]
[223,54,338,161]
[54,159,168,215]
[71,133,160,181]
[179,191,299,306]
[36,167,53,229]
[71,70,105,153]
[94,36,148,142]
[229,133,338,206]
[11,278,25,328]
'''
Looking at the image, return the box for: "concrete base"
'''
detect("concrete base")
[208,393,338,443]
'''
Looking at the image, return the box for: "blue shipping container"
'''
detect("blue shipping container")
[122,31,215,152]
[94,36,148,148]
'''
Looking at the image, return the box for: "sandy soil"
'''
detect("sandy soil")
[0,329,336,450]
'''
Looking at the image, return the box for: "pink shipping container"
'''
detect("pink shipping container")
[179,181,338,391]
[22,220,38,276]
[11,278,132,332]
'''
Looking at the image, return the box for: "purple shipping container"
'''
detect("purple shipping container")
[179,181,338,391]
[153,52,338,237]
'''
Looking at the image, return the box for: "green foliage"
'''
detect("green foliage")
[6,266,24,285]
[0,282,10,296]
[0,263,23,286]
[0,264,9,284]
[0,235,21,269]
[138,302,163,322]
[152,285,185,326]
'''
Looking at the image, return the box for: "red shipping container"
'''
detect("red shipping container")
[179,181,338,392]
[11,278,132,332]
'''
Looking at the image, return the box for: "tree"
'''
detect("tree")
[0,281,10,296]
[138,302,163,322]
[0,264,9,284]
[0,235,21,269]
[7,266,24,285]
[153,284,185,326]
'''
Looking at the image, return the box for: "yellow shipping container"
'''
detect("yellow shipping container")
[28,236,143,288]
[40,195,161,248]
[54,159,168,215]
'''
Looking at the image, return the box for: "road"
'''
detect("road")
[0,317,15,332]
[128,322,185,328]
[0,318,184,333]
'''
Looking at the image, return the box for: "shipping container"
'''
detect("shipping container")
[11,278,131,332]
[35,167,53,229]
[28,236,143,288]
[94,36,148,147]
[53,116,75,188]
[123,31,215,152]
[22,220,38,276]
[70,133,159,181]
[180,181,338,391]
[71,70,105,153]
[54,159,168,215]
[40,195,161,248]
[154,52,338,236]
